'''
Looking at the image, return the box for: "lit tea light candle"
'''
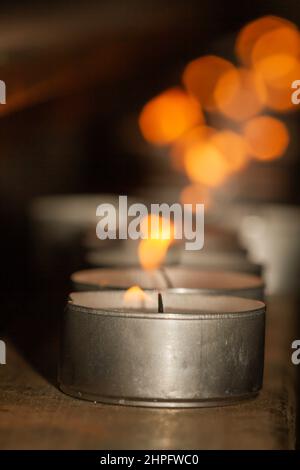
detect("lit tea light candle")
[71,266,264,300]
[83,238,260,275]
[59,290,266,407]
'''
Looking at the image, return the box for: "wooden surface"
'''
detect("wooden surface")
[0,295,298,450]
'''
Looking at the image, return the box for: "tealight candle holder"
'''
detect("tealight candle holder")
[180,250,262,275]
[84,240,261,275]
[85,240,181,268]
[71,267,265,300]
[59,291,265,407]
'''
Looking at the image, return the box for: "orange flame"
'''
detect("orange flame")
[138,239,171,271]
[123,285,153,309]
[243,115,289,161]
[138,87,203,146]
[140,214,174,240]
[138,214,174,270]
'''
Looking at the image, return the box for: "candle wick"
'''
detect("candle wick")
[158,292,164,313]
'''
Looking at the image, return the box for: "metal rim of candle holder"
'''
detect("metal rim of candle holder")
[59,292,266,408]
[67,300,265,320]
[59,384,259,408]
[72,282,265,301]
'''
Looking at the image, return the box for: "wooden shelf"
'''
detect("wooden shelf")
[0,295,297,449]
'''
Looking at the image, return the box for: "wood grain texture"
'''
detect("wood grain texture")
[0,295,297,449]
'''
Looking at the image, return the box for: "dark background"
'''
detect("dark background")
[0,0,299,447]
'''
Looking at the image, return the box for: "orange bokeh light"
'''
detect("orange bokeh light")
[170,125,216,172]
[214,67,266,121]
[180,184,212,211]
[139,87,203,146]
[182,55,235,111]
[243,115,289,161]
[237,17,300,111]
[211,130,249,172]
[263,58,300,112]
[236,15,296,66]
[252,26,300,83]
[184,140,231,187]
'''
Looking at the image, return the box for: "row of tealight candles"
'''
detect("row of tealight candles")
[30,193,267,408]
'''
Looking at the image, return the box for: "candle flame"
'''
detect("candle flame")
[138,214,174,270]
[123,285,153,309]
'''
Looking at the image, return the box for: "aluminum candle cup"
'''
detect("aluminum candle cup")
[71,267,265,300]
[239,205,300,294]
[85,241,259,274]
[59,291,266,407]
